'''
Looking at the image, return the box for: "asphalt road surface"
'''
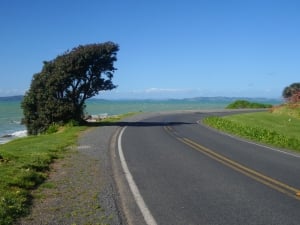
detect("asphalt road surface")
[116,111,300,225]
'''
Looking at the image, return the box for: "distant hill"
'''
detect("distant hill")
[0,95,23,101]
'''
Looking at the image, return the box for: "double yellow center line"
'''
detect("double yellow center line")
[165,126,300,200]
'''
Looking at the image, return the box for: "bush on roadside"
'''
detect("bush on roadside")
[45,123,60,134]
[226,100,272,109]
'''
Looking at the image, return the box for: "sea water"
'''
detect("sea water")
[0,97,282,144]
[85,98,229,116]
[0,100,27,144]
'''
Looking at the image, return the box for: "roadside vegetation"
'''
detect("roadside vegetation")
[0,113,136,225]
[226,100,272,109]
[0,125,86,225]
[203,104,300,152]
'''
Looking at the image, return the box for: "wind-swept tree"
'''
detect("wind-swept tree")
[282,82,300,103]
[22,42,119,135]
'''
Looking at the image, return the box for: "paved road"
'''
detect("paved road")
[116,111,300,225]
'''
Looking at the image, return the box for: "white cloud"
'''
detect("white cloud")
[144,88,191,93]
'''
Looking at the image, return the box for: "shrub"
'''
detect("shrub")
[226,100,272,109]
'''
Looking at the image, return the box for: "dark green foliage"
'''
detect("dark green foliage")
[22,42,119,135]
[282,82,300,102]
[226,100,272,109]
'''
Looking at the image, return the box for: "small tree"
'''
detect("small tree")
[282,82,300,103]
[22,42,119,135]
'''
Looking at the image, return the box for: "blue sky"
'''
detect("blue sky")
[0,0,299,99]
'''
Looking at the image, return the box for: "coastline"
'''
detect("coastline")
[0,97,282,145]
[0,130,27,144]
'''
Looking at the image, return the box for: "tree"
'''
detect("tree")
[282,82,300,103]
[22,42,119,135]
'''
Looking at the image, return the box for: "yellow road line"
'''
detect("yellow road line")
[165,126,300,200]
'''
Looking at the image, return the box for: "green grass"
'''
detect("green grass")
[0,126,86,225]
[224,111,300,138]
[203,110,300,152]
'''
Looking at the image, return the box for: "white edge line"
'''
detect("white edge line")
[118,127,158,225]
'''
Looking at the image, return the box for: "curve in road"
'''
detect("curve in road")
[114,111,300,225]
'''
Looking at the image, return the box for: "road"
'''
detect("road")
[115,111,300,225]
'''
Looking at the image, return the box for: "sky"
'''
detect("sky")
[0,0,299,99]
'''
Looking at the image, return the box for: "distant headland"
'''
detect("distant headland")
[0,95,24,101]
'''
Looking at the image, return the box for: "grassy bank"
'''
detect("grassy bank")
[203,107,300,152]
[0,112,138,225]
[0,125,87,225]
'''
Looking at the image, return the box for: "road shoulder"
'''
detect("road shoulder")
[17,125,123,225]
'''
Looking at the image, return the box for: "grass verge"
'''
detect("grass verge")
[203,110,300,152]
[0,125,87,225]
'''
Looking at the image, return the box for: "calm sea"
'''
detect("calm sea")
[0,98,282,144]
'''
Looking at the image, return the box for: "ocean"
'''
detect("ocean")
[0,97,282,144]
